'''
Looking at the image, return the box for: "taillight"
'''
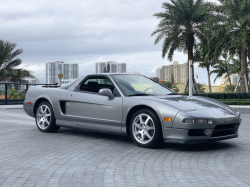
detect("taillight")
[27,102,31,105]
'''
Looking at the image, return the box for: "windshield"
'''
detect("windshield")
[111,74,173,96]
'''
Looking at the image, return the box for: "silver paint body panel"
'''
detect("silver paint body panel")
[23,73,241,144]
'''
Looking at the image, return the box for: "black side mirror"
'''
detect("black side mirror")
[99,88,115,99]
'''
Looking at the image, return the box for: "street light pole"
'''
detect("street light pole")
[189,60,193,96]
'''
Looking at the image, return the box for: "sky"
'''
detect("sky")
[0,0,220,85]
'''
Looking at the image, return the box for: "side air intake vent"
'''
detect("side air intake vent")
[60,101,66,114]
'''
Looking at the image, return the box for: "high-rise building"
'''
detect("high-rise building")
[155,68,163,80]
[95,62,107,73]
[95,61,126,73]
[108,61,118,73]
[162,61,188,83]
[118,63,126,73]
[156,61,188,83]
[46,61,79,84]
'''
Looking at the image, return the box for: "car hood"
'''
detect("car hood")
[156,95,239,118]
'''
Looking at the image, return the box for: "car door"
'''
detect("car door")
[66,75,123,130]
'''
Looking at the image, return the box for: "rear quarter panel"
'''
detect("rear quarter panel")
[24,86,69,119]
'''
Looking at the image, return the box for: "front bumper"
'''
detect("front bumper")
[163,119,241,144]
[164,129,238,144]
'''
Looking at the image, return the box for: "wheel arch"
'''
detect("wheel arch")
[33,97,53,115]
[125,105,163,136]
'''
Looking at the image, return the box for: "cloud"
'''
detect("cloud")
[0,0,219,85]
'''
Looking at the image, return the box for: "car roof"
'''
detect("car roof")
[87,73,142,76]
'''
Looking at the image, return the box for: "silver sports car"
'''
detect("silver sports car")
[23,74,241,148]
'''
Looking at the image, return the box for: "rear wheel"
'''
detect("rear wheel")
[130,109,163,148]
[35,101,60,132]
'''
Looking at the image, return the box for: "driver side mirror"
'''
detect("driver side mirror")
[99,88,115,99]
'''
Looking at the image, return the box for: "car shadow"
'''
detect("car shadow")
[55,127,238,151]
[160,141,238,152]
[57,127,133,144]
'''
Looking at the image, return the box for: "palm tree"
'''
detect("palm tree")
[195,42,216,92]
[151,0,216,93]
[160,81,179,93]
[223,85,240,93]
[195,83,206,93]
[209,0,250,92]
[210,55,233,91]
[0,40,34,83]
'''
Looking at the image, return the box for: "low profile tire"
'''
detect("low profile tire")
[130,109,163,148]
[35,101,60,132]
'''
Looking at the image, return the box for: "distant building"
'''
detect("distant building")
[25,78,39,84]
[46,61,79,84]
[127,71,140,75]
[20,77,40,91]
[159,61,188,83]
[221,73,239,84]
[95,61,126,73]
[155,68,163,80]
[118,63,126,73]
[95,62,107,73]
[108,61,118,73]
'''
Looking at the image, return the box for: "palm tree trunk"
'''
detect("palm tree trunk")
[227,75,233,92]
[247,49,250,80]
[240,41,248,92]
[187,46,193,93]
[207,66,211,93]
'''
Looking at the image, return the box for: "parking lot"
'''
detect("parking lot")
[0,108,250,187]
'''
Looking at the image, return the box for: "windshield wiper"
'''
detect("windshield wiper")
[128,93,154,97]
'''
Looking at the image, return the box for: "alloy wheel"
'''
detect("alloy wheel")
[36,105,51,130]
[132,113,155,144]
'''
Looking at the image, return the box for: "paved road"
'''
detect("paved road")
[0,109,250,187]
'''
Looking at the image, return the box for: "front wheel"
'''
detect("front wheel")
[130,109,163,148]
[35,101,60,132]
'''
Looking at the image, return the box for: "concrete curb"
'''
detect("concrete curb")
[0,105,23,109]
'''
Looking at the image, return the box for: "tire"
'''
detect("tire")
[35,101,60,132]
[130,109,163,148]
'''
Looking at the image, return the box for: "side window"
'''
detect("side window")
[80,76,117,94]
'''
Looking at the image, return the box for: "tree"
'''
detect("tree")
[0,40,34,83]
[107,63,110,73]
[103,66,107,73]
[160,81,179,93]
[151,0,215,93]
[223,85,240,93]
[195,43,216,93]
[194,24,218,93]
[210,55,233,91]
[7,89,26,99]
[195,83,206,93]
[209,0,250,92]
[171,74,174,84]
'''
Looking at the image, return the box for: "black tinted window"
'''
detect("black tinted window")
[80,77,115,93]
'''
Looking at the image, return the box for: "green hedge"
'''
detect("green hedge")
[183,92,250,100]
[218,100,250,105]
